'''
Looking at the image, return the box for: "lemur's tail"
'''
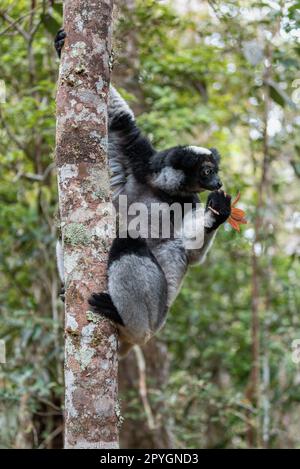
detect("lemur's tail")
[88,292,125,326]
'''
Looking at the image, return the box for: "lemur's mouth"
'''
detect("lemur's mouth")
[198,184,221,193]
[201,181,223,192]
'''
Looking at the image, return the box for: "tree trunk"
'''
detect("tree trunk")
[55,0,119,449]
[246,43,272,448]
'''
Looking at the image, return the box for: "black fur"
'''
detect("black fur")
[210,147,221,164]
[88,292,125,326]
[60,284,65,303]
[206,190,231,232]
[108,235,165,275]
[54,29,66,58]
[111,113,155,184]
[150,146,222,192]
[108,235,151,264]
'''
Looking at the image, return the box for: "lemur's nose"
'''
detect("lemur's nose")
[216,181,222,189]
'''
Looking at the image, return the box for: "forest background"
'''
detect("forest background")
[0,0,300,449]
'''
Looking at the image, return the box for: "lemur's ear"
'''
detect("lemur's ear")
[209,148,221,164]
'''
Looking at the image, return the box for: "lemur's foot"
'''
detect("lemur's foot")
[88,292,125,326]
[206,190,231,231]
[55,28,66,58]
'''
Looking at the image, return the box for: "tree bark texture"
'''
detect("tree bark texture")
[55,0,119,449]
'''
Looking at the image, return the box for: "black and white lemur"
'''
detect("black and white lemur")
[55,30,231,356]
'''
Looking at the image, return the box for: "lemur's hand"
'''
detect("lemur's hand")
[55,28,66,58]
[205,190,231,231]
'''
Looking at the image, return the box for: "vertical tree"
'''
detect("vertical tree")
[55,0,119,448]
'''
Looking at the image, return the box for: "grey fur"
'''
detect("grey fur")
[150,167,185,192]
[108,132,128,199]
[151,238,188,306]
[109,86,134,123]
[108,254,168,346]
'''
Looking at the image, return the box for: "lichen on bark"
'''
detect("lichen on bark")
[55,0,119,449]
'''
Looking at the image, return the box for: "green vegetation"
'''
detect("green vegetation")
[0,0,300,448]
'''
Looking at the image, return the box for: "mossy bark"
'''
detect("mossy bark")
[56,0,118,449]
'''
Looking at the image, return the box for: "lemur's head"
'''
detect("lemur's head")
[150,145,222,194]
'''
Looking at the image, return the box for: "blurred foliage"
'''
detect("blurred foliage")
[0,0,300,448]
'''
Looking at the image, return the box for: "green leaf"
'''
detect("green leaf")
[52,3,63,17]
[40,14,61,36]
[267,80,296,109]
[269,84,286,107]
[288,1,300,14]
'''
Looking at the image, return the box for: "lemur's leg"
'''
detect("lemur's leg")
[89,292,125,325]
[88,236,168,355]
[151,238,188,307]
[185,190,231,265]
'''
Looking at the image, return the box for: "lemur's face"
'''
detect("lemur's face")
[150,145,223,195]
[166,145,222,193]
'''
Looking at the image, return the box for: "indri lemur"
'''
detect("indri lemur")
[55,30,231,356]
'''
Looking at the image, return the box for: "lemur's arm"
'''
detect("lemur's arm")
[108,87,155,185]
[184,190,231,265]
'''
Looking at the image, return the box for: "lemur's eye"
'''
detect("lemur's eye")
[203,168,212,176]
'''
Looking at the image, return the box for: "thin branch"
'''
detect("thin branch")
[38,425,64,449]
[13,163,56,182]
[30,16,42,38]
[0,10,31,41]
[0,8,38,37]
[36,396,62,412]
[0,110,28,153]
[134,345,156,430]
